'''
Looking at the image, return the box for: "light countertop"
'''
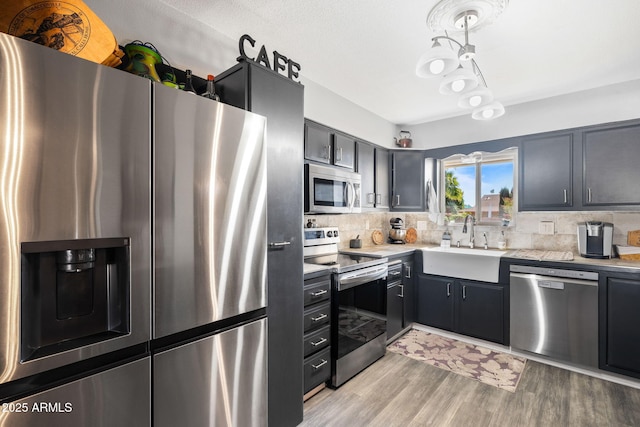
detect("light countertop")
[303,263,334,277]
[339,244,426,259]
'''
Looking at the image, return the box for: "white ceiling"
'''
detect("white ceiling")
[159,0,640,125]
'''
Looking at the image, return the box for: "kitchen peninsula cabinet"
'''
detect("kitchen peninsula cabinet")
[519,131,575,210]
[216,60,304,427]
[416,273,506,344]
[600,273,640,379]
[582,122,640,207]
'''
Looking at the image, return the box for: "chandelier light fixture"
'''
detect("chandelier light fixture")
[416,0,509,120]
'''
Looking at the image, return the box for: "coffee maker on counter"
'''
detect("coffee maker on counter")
[389,218,406,244]
[577,221,614,258]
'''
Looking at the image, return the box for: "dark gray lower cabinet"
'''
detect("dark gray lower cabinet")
[216,60,304,427]
[416,275,454,331]
[600,275,640,379]
[303,274,332,394]
[386,263,404,341]
[386,255,415,343]
[416,273,506,344]
[457,280,504,344]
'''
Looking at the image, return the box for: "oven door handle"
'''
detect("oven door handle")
[338,264,388,291]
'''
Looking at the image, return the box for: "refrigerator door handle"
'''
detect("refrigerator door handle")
[269,241,292,248]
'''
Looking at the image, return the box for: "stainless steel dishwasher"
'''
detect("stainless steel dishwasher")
[510,265,599,368]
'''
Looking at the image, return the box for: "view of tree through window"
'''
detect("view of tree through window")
[442,150,516,226]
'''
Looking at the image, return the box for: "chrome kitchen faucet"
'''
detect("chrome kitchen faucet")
[462,215,475,248]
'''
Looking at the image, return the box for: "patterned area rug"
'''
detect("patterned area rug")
[388,329,527,392]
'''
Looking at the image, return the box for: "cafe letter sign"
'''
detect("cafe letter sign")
[238,34,301,81]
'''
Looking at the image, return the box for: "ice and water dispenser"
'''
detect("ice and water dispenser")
[21,238,131,361]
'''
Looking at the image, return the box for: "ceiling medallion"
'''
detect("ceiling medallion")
[427,0,509,34]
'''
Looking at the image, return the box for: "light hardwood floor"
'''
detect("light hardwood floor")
[301,351,640,427]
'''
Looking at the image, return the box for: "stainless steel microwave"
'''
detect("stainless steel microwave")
[305,163,361,213]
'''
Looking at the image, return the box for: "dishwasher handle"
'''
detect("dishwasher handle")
[510,272,598,288]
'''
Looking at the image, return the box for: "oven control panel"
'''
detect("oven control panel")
[303,227,340,247]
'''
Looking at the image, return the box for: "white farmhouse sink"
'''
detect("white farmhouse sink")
[421,246,507,283]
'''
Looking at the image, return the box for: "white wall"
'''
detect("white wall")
[403,79,640,149]
[302,79,397,148]
[84,0,396,147]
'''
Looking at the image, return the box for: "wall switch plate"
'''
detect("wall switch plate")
[417,221,427,230]
[539,221,555,235]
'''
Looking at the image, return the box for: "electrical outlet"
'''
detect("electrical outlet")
[417,221,427,230]
[539,221,555,235]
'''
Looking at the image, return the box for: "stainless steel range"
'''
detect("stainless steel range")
[304,227,388,387]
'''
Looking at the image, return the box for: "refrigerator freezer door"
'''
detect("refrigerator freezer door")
[153,318,267,426]
[0,357,151,427]
[153,85,267,338]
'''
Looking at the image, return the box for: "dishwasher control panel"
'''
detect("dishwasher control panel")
[510,264,599,281]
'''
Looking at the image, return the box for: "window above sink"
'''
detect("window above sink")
[441,147,517,227]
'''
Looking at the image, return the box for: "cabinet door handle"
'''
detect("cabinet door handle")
[394,195,401,206]
[405,265,411,279]
[376,193,381,204]
[324,144,331,160]
[310,289,328,297]
[311,313,328,322]
[446,282,451,297]
[563,189,567,204]
[398,284,404,298]
[588,188,592,202]
[311,359,328,370]
[462,285,467,300]
[337,147,343,162]
[367,193,375,205]
[310,337,327,347]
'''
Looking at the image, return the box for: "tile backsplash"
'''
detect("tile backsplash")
[304,211,640,252]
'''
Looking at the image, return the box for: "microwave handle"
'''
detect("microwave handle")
[346,182,354,210]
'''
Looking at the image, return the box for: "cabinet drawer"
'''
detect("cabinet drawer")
[303,325,331,357]
[304,279,331,306]
[304,347,331,393]
[303,302,330,332]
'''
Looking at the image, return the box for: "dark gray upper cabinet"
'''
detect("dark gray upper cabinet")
[391,150,425,211]
[333,132,355,169]
[519,131,574,210]
[516,118,640,211]
[304,120,355,170]
[375,148,390,209]
[356,141,389,210]
[304,120,332,165]
[582,122,640,207]
[357,141,376,209]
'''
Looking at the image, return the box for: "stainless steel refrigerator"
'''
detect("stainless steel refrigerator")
[0,32,152,426]
[151,84,268,426]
